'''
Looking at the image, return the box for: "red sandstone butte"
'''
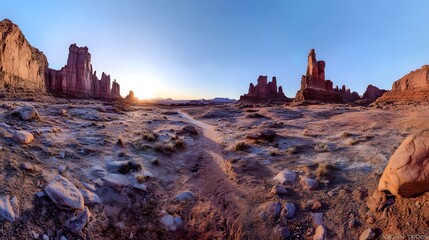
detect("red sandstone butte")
[362,84,386,102]
[240,75,288,102]
[295,49,360,103]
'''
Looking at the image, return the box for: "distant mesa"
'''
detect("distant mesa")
[362,84,387,102]
[376,65,429,104]
[0,18,122,100]
[240,75,289,102]
[295,49,360,103]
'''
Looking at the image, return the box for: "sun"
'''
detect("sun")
[133,87,155,100]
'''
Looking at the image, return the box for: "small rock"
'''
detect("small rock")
[313,225,327,240]
[176,191,194,201]
[20,162,35,172]
[60,236,68,240]
[83,182,96,192]
[259,201,282,220]
[284,202,296,219]
[182,125,198,135]
[273,169,298,184]
[174,216,182,227]
[10,196,19,219]
[160,214,174,227]
[31,231,39,239]
[66,206,91,235]
[13,130,34,144]
[306,200,322,211]
[45,175,84,210]
[36,191,46,198]
[79,189,101,205]
[300,176,318,190]
[132,183,148,191]
[359,228,376,240]
[259,129,276,141]
[273,225,290,239]
[103,174,131,191]
[271,185,288,195]
[59,151,65,159]
[57,165,67,174]
[43,235,49,240]
[0,195,16,222]
[311,212,324,226]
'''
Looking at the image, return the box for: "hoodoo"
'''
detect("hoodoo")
[295,49,360,103]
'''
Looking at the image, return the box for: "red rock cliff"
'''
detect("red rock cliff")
[0,19,48,92]
[47,44,121,99]
[239,75,288,102]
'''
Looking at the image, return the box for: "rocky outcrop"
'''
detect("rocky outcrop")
[239,75,288,102]
[376,65,429,103]
[295,49,360,103]
[0,19,48,92]
[362,84,387,101]
[378,130,429,197]
[47,44,121,99]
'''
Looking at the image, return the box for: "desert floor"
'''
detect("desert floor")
[1,99,429,240]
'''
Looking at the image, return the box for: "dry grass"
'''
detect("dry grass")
[345,138,359,146]
[316,162,336,180]
[314,142,330,152]
[117,137,125,148]
[174,139,185,149]
[340,131,351,138]
[155,142,175,155]
[286,147,297,154]
[234,142,249,151]
[270,149,279,156]
[142,131,158,142]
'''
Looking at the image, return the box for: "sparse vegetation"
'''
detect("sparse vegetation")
[345,138,359,146]
[270,149,279,156]
[117,137,125,148]
[316,162,336,180]
[174,139,185,149]
[286,146,297,154]
[234,142,249,151]
[314,142,330,152]
[340,131,351,138]
[142,131,158,141]
[155,142,175,155]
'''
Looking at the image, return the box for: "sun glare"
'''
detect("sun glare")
[134,87,155,100]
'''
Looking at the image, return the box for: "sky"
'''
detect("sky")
[2,1,429,100]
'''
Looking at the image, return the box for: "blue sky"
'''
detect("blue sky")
[2,1,429,99]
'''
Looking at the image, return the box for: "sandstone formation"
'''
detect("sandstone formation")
[239,75,288,102]
[47,44,121,99]
[362,84,387,101]
[376,65,429,103]
[378,130,429,197]
[295,49,360,103]
[0,19,122,100]
[0,19,48,92]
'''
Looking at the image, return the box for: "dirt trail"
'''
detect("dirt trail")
[178,111,249,239]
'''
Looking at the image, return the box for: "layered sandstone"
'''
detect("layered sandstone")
[362,84,386,101]
[240,75,288,102]
[295,49,360,103]
[376,65,429,103]
[46,44,121,99]
[0,19,48,92]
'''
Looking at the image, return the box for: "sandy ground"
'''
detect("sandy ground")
[0,99,429,239]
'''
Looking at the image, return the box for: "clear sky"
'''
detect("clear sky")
[2,1,429,100]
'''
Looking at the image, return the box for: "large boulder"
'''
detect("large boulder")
[45,175,84,210]
[378,130,429,197]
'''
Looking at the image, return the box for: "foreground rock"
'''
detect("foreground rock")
[239,75,288,102]
[378,130,429,197]
[79,189,101,205]
[13,130,34,144]
[0,19,48,92]
[11,106,40,121]
[313,225,327,240]
[45,175,84,210]
[66,206,91,235]
[295,49,360,103]
[0,195,16,222]
[273,169,298,184]
[359,228,376,240]
[103,173,131,191]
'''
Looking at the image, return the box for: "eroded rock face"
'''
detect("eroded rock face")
[0,19,48,92]
[362,84,387,101]
[47,44,121,99]
[376,65,429,103]
[239,76,288,102]
[295,49,360,103]
[378,130,429,197]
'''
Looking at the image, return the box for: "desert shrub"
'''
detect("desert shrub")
[270,149,279,156]
[174,139,185,149]
[117,137,125,148]
[314,142,330,152]
[142,131,158,142]
[118,161,142,174]
[286,147,297,154]
[340,131,351,138]
[316,162,336,180]
[155,142,175,155]
[345,138,358,146]
[234,142,249,151]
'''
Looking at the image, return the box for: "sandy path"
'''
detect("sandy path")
[178,111,247,239]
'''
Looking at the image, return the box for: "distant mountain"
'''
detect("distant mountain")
[144,97,236,105]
